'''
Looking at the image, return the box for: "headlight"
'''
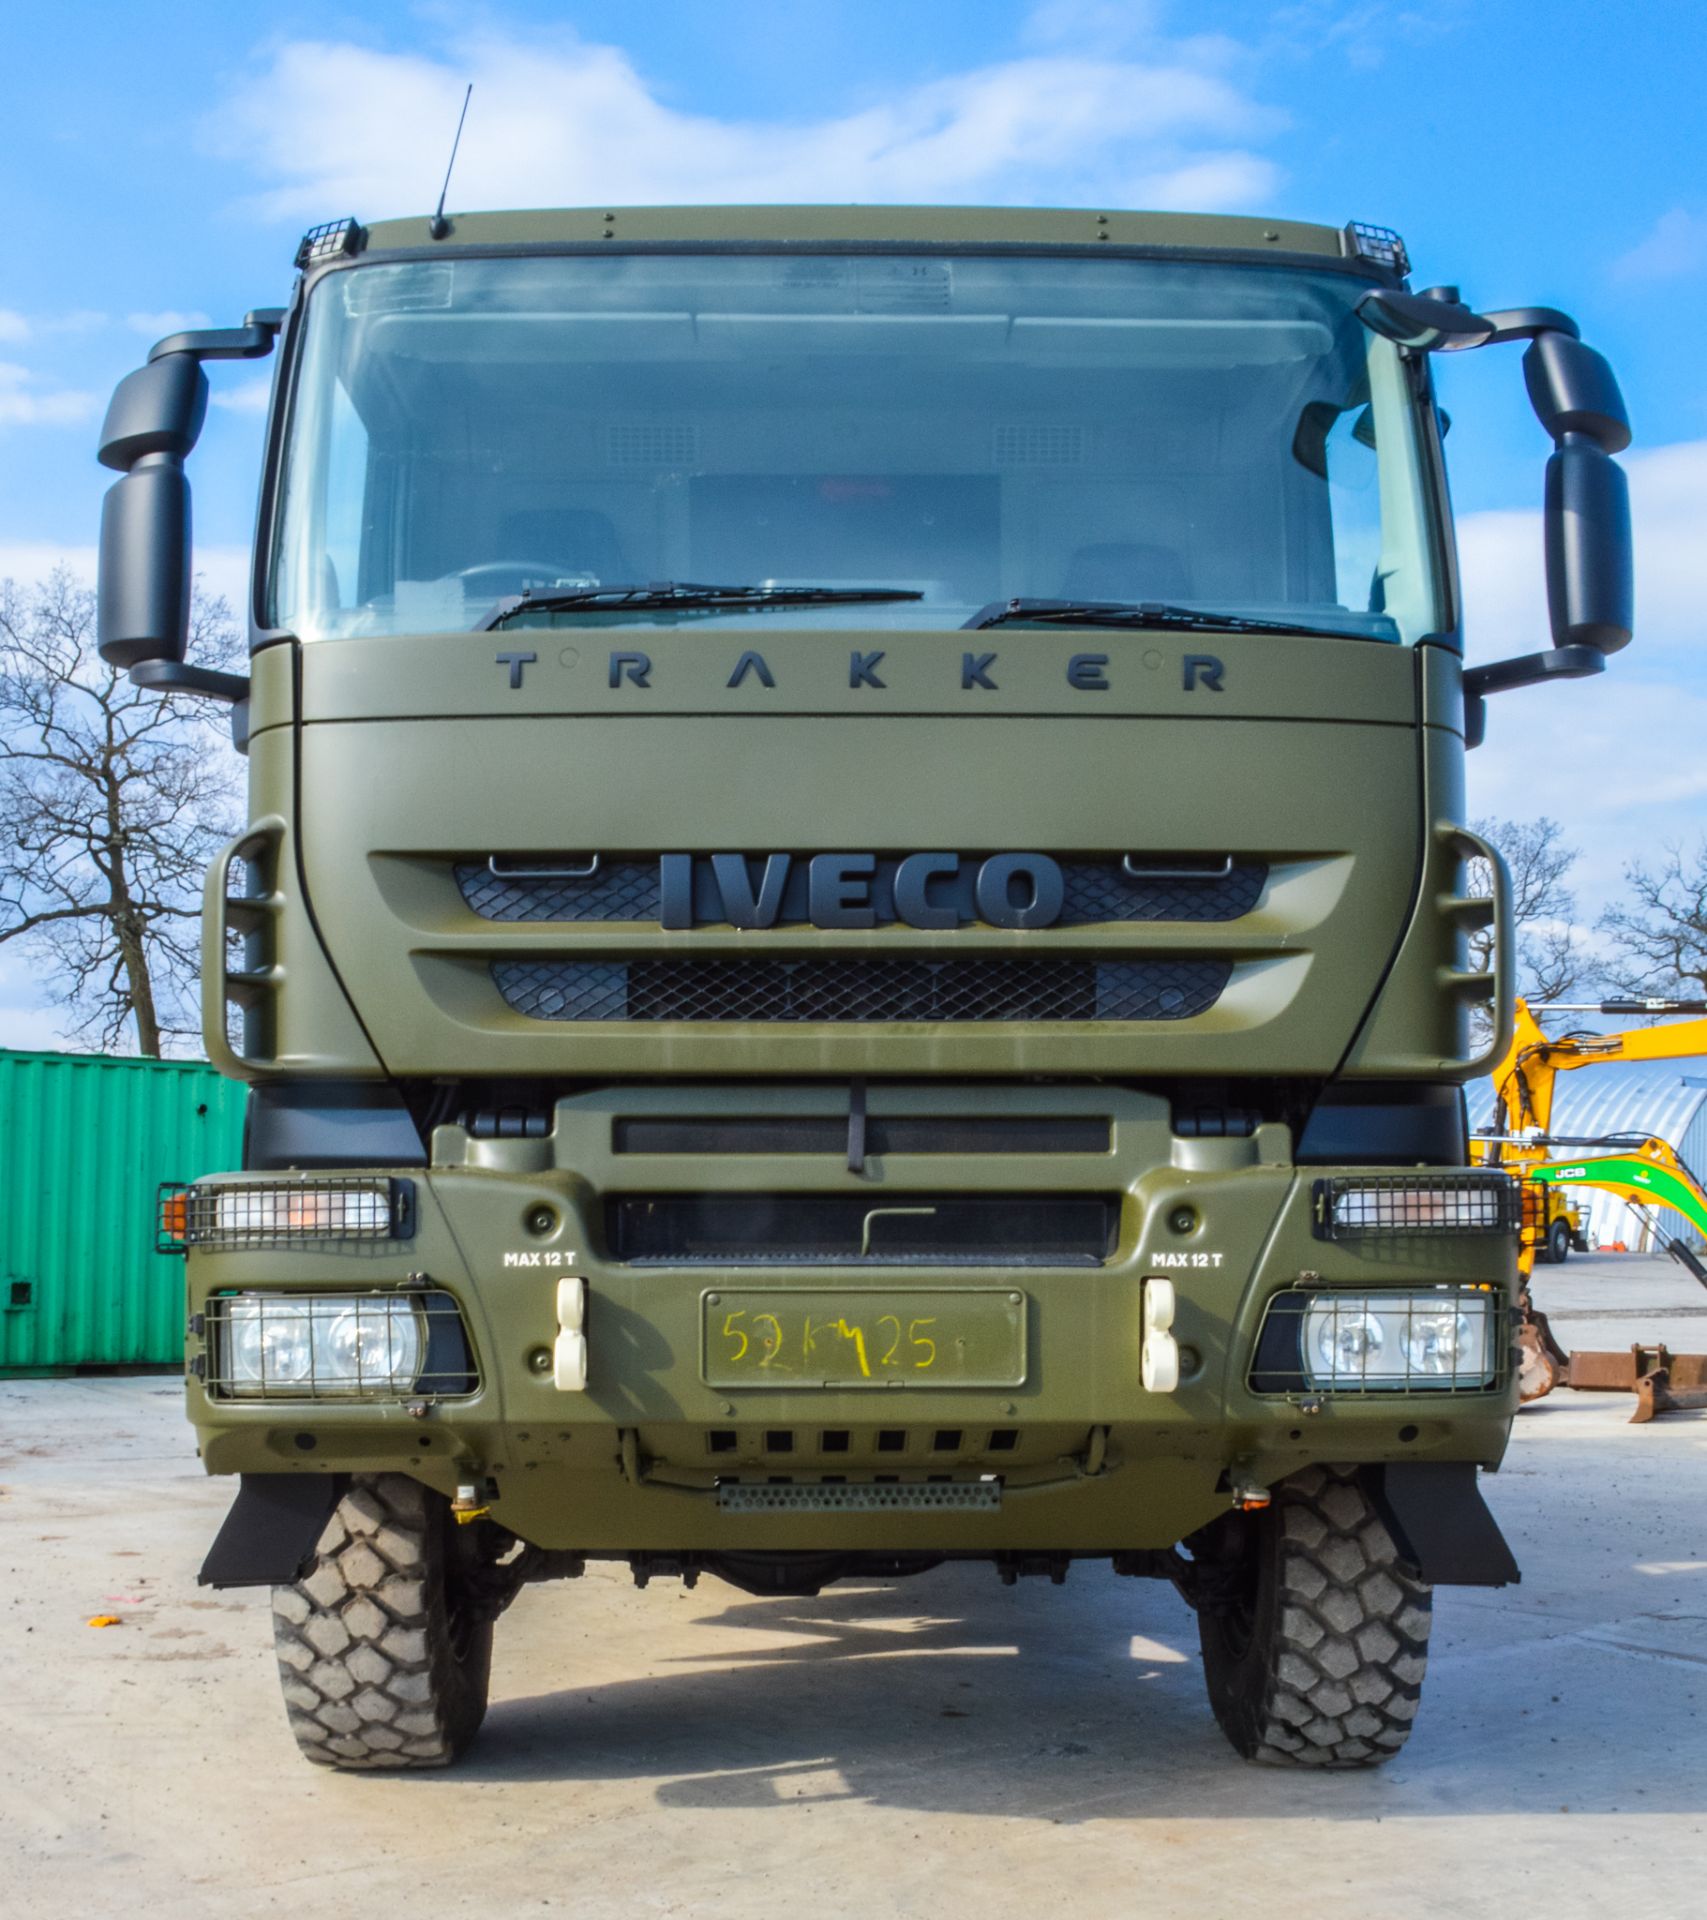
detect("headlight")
[1311,1306,1385,1376]
[1403,1308,1481,1376]
[1250,1286,1502,1393]
[218,1292,426,1398]
[210,1179,400,1241]
[228,1296,315,1388]
[160,1179,412,1252]
[1313,1175,1518,1239]
[1300,1291,1495,1389]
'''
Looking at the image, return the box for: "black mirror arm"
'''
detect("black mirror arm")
[1461,645,1605,750]
[146,310,284,366]
[1475,307,1579,346]
[1464,644,1605,701]
[129,659,250,704]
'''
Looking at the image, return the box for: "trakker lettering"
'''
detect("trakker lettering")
[488,647,1233,692]
[101,202,1632,1775]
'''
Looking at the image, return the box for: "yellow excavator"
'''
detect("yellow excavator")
[1478,996,1707,1414]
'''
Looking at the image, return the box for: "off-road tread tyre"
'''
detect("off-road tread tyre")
[1546,1218,1571,1265]
[271,1473,492,1770]
[1198,1464,1432,1769]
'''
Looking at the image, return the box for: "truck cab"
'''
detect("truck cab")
[97,205,1634,1769]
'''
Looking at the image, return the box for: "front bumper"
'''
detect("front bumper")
[181,1087,1520,1553]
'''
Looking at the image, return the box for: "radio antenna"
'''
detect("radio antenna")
[429,84,473,239]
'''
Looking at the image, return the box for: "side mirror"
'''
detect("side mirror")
[96,356,210,669]
[1524,330,1634,655]
[97,461,194,670]
[1362,290,1636,737]
[94,311,283,684]
[1544,439,1632,653]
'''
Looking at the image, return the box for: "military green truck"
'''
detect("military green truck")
[97,205,1634,1770]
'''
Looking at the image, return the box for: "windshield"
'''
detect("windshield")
[268,252,1445,642]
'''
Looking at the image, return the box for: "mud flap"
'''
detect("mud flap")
[1373,1461,1521,1587]
[198,1473,350,1588]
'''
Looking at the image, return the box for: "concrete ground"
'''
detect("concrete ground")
[2,1253,1704,1920]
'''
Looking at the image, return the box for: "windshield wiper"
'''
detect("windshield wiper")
[480,582,924,631]
[961,597,1370,640]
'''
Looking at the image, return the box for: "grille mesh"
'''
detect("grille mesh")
[459,860,661,922]
[1060,862,1264,925]
[493,956,1231,1023]
[456,858,1265,925]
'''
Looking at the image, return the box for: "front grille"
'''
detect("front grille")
[455,857,1265,926]
[1060,861,1265,925]
[459,859,660,922]
[493,957,1231,1023]
[607,1192,1118,1265]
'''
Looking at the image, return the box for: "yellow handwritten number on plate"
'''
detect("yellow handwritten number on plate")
[755,1312,791,1372]
[721,1310,749,1364]
[835,1318,872,1378]
[878,1313,903,1368]
[909,1318,938,1369]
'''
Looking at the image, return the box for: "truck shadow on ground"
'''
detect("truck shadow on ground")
[461,1562,1706,1819]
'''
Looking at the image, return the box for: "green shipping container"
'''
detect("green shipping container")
[0,1049,246,1373]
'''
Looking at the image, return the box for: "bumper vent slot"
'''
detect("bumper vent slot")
[613,1114,1111,1154]
[607,1192,1117,1265]
[717,1481,1002,1514]
[494,957,1231,1023]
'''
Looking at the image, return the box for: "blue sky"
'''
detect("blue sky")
[3,0,1706,1045]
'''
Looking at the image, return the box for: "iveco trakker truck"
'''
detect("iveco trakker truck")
[97,206,1635,1769]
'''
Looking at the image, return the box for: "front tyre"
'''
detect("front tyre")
[1546,1217,1572,1264]
[271,1473,492,1769]
[1195,1465,1431,1768]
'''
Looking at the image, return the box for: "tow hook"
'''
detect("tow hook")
[452,1482,492,1525]
[1229,1463,1272,1512]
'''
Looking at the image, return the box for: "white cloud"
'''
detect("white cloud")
[0,362,98,429]
[126,309,212,339]
[0,309,29,343]
[1022,0,1168,47]
[211,377,273,414]
[1613,208,1707,283]
[206,25,1283,222]
[0,539,98,583]
[0,1002,69,1053]
[0,540,250,613]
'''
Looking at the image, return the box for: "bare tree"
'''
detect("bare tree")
[1468,816,1587,1023]
[1599,843,1707,1000]
[0,569,243,1056]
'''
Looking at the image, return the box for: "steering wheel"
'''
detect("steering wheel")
[445,561,595,595]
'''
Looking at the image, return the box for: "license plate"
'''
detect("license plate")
[701,1287,1028,1389]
